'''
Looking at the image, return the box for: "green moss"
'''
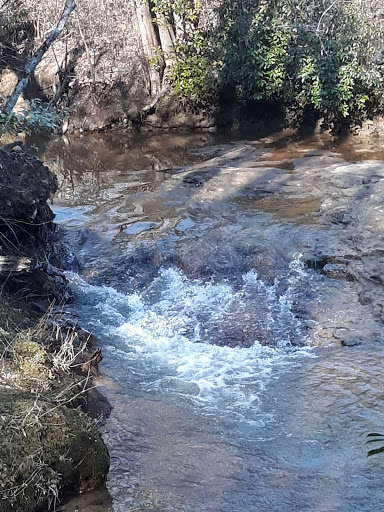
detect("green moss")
[12,339,47,361]
[0,395,109,512]
[18,358,54,380]
[0,299,109,511]
[7,339,54,390]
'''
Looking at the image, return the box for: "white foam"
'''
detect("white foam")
[67,262,314,420]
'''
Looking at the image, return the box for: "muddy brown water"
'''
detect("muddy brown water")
[34,129,384,512]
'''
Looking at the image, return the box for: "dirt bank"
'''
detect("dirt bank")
[0,144,110,512]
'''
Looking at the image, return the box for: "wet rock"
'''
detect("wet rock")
[324,207,354,226]
[60,484,113,512]
[333,328,363,346]
[182,167,220,186]
[84,387,113,420]
[340,338,363,347]
[329,173,365,189]
[123,221,155,235]
[322,263,356,281]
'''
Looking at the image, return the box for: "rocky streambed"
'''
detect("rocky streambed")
[1,129,384,511]
[36,129,384,512]
[45,130,384,348]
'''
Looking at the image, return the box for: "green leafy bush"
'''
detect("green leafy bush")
[0,100,60,137]
[151,0,216,104]
[217,0,384,127]
[147,0,378,128]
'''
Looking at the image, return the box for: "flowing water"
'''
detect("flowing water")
[37,130,384,512]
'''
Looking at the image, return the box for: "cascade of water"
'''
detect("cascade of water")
[67,258,313,421]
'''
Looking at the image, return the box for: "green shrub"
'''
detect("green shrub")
[217,0,384,127]
[0,100,60,137]
[151,0,216,104]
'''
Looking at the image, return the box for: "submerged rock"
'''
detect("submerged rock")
[321,263,356,281]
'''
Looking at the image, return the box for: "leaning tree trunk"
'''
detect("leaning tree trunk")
[1,0,75,117]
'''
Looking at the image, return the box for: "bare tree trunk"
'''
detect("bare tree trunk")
[132,0,162,96]
[75,13,97,86]
[156,13,175,81]
[148,8,184,86]
[1,0,76,117]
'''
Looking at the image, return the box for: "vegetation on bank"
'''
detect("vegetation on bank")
[218,0,384,128]
[1,0,384,132]
[0,299,110,512]
[148,0,384,129]
[0,145,110,511]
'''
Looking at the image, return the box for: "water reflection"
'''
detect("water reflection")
[31,129,384,208]
[41,128,384,512]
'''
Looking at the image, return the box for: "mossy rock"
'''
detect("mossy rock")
[12,339,47,361]
[0,296,37,349]
[18,356,53,381]
[0,395,109,512]
[6,338,54,392]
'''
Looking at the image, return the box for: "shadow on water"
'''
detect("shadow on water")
[47,128,384,347]
[37,128,384,512]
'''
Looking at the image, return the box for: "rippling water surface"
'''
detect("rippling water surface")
[41,130,384,512]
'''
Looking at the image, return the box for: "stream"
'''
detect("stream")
[36,130,384,511]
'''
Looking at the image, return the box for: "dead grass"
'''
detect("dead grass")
[0,297,109,512]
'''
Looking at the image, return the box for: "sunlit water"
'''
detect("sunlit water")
[67,258,312,419]
[44,131,384,512]
[66,265,384,512]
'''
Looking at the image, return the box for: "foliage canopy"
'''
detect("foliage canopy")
[1,0,384,131]
[151,0,384,127]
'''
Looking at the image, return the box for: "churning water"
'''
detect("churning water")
[49,131,384,512]
[65,260,384,512]
[67,257,313,421]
